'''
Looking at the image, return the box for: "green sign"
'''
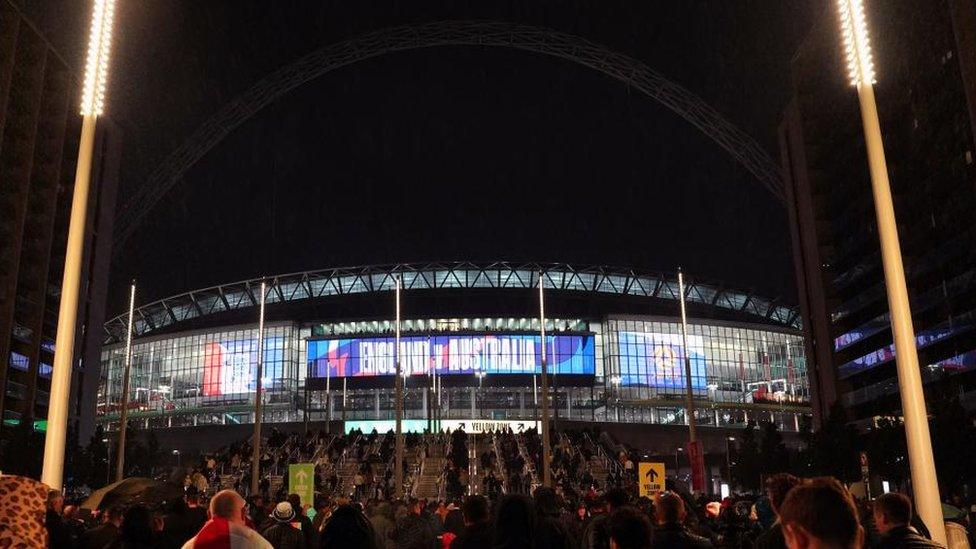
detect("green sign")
[288,464,315,509]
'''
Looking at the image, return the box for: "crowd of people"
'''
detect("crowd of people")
[16,429,976,548]
[35,472,973,548]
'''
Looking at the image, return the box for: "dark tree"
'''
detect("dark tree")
[757,420,790,477]
[805,403,860,482]
[733,420,761,491]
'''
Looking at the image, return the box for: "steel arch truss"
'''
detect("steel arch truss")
[103,261,800,343]
[114,20,785,247]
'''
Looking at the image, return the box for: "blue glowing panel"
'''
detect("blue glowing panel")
[617,332,707,390]
[307,334,594,378]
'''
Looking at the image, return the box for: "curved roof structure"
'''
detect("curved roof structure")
[104,262,800,343]
[114,20,785,249]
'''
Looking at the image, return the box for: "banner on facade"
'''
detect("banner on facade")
[688,441,706,492]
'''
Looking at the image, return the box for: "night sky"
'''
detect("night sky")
[25,1,820,313]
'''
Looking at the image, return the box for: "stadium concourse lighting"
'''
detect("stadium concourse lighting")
[42,0,117,490]
[835,0,945,544]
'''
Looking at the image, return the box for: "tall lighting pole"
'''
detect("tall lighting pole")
[394,275,404,499]
[42,0,118,490]
[250,281,267,497]
[538,272,552,487]
[677,271,697,443]
[836,0,945,543]
[114,282,136,482]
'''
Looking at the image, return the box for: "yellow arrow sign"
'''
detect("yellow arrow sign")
[638,462,665,497]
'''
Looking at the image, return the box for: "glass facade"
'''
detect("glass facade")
[97,316,808,431]
[603,317,808,404]
[98,324,300,429]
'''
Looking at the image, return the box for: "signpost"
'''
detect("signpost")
[638,462,666,498]
[289,464,315,509]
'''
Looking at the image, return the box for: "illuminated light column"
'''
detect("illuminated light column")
[250,281,267,497]
[114,282,136,482]
[42,0,117,490]
[836,0,945,543]
[325,354,331,433]
[677,270,697,442]
[394,275,404,498]
[538,272,552,487]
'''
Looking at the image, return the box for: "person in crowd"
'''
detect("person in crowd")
[369,500,397,549]
[778,477,863,549]
[873,493,944,549]
[393,498,436,549]
[583,488,631,549]
[423,501,443,539]
[82,505,124,549]
[608,506,654,549]
[161,497,196,549]
[249,494,268,528]
[262,501,306,549]
[534,487,573,549]
[312,497,333,535]
[442,501,464,539]
[108,504,161,549]
[449,495,491,549]
[287,492,317,548]
[62,504,88,543]
[755,473,801,549]
[492,494,536,549]
[46,489,73,548]
[182,489,273,549]
[184,486,209,534]
[650,492,712,549]
[320,504,381,549]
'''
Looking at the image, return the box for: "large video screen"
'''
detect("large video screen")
[307,334,594,378]
[202,337,285,396]
[617,331,707,390]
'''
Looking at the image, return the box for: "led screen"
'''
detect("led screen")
[201,337,285,396]
[617,331,707,389]
[307,334,594,378]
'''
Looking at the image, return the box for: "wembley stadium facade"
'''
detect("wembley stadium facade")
[96,262,811,438]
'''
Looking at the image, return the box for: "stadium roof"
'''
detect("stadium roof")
[103,262,801,343]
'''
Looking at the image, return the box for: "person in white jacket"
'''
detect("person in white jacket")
[182,489,272,549]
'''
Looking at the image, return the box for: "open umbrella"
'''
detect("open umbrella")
[82,477,183,511]
[941,502,965,520]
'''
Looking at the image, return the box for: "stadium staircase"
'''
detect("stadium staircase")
[583,431,619,487]
[514,433,535,490]
[468,434,487,495]
[412,441,447,499]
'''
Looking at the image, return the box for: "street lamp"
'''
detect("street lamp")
[725,436,736,483]
[103,438,110,485]
[835,1,945,543]
[42,0,118,491]
[172,450,181,468]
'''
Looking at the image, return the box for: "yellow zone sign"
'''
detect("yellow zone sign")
[638,462,665,497]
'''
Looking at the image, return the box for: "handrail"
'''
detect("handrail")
[584,431,624,477]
